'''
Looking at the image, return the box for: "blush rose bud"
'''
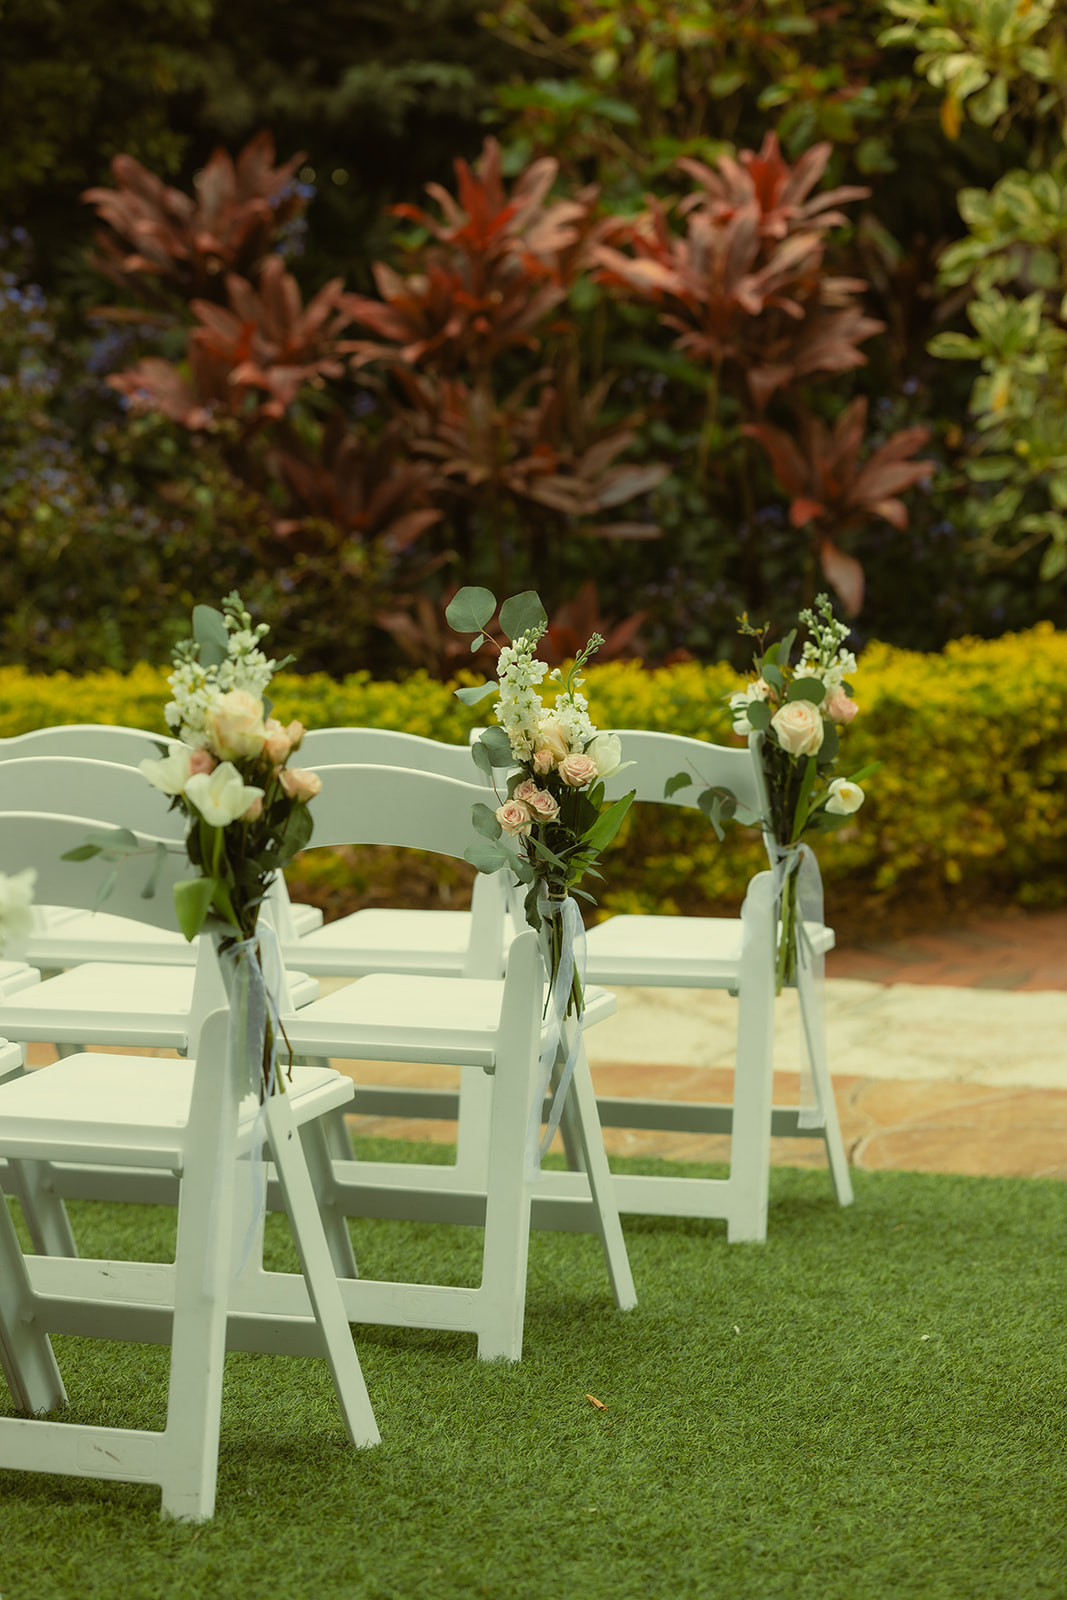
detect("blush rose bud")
[825,688,859,724]
[558,752,599,787]
[279,767,322,803]
[496,800,533,837]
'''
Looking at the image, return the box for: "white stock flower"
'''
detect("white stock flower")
[0,867,36,948]
[184,762,265,828]
[140,747,193,795]
[825,778,865,815]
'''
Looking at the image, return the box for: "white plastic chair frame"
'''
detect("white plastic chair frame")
[0,812,378,1521]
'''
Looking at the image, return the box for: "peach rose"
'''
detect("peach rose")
[188,747,217,777]
[262,717,292,764]
[285,719,306,752]
[524,788,560,823]
[531,748,555,776]
[771,700,824,757]
[496,799,532,837]
[207,689,266,760]
[279,766,322,802]
[242,795,263,822]
[825,688,858,724]
[558,752,599,787]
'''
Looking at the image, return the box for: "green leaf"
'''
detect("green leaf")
[664,771,692,800]
[464,839,511,875]
[141,840,169,900]
[776,629,797,665]
[762,663,784,690]
[470,739,494,777]
[86,825,140,855]
[192,604,229,669]
[848,762,882,784]
[583,790,635,853]
[786,677,826,705]
[476,726,516,768]
[276,800,315,866]
[817,720,839,764]
[174,876,217,941]
[697,786,738,842]
[446,586,496,636]
[499,591,547,642]
[453,680,500,707]
[791,757,818,843]
[746,700,771,731]
[61,843,103,862]
[472,802,503,841]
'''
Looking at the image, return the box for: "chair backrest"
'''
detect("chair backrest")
[0,757,185,840]
[0,811,194,927]
[305,765,497,858]
[597,729,768,817]
[0,724,178,765]
[300,726,478,781]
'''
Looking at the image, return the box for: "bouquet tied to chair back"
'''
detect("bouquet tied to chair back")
[448,586,635,1163]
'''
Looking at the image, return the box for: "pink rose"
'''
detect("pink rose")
[285,719,306,752]
[512,779,541,805]
[207,689,266,760]
[279,766,322,802]
[531,748,555,776]
[496,799,532,837]
[558,752,599,787]
[242,795,263,822]
[825,688,858,724]
[524,788,560,823]
[262,717,292,764]
[535,720,569,763]
[771,700,825,757]
[188,748,217,777]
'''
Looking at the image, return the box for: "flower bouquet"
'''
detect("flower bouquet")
[68,593,320,1097]
[672,594,878,994]
[447,586,635,1161]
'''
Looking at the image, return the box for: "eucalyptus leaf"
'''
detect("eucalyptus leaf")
[499,590,547,642]
[464,839,510,875]
[61,844,103,862]
[454,680,500,707]
[746,700,771,731]
[472,802,503,841]
[762,663,784,690]
[446,586,497,636]
[470,739,494,777]
[477,726,516,768]
[664,772,692,800]
[786,677,826,704]
[192,604,229,669]
[140,840,169,900]
[86,825,140,854]
[94,866,119,910]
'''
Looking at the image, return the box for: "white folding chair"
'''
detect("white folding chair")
[0,727,323,968]
[0,811,378,1522]
[550,728,851,1241]
[242,762,636,1362]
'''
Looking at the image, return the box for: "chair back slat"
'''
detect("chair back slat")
[304,765,492,857]
[0,758,185,840]
[0,725,177,765]
[300,728,477,781]
[0,812,193,931]
[598,729,766,817]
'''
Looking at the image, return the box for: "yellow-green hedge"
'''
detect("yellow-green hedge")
[3,624,1065,918]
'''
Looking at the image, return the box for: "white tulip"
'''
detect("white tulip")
[825,778,864,815]
[585,731,634,780]
[140,746,192,795]
[184,763,265,828]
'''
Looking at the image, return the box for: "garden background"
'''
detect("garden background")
[2,0,1066,928]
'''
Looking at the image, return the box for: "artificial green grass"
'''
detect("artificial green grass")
[2,1143,1066,1600]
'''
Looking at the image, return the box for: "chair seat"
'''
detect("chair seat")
[286,972,617,1067]
[288,907,476,977]
[27,902,324,968]
[0,961,40,999]
[0,963,320,1048]
[583,914,834,987]
[0,1053,353,1166]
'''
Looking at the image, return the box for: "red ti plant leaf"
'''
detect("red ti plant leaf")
[744,398,935,614]
[82,130,307,312]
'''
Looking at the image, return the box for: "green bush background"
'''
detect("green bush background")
[4,624,1064,929]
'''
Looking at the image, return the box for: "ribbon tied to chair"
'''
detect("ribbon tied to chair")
[218,926,285,1271]
[759,841,828,1131]
[529,892,587,1178]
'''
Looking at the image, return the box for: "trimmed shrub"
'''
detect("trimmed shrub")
[4,625,1065,925]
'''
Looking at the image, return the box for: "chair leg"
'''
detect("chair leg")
[452,1064,493,1187]
[266,1094,379,1449]
[0,1190,67,1416]
[796,979,854,1208]
[728,890,777,1244]
[476,1049,535,1363]
[297,1118,360,1278]
[3,1159,78,1257]
[558,1025,635,1312]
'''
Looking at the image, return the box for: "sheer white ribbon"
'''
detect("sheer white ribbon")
[767,841,828,1131]
[218,925,285,1272]
[528,893,587,1179]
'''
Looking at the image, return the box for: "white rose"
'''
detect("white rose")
[825,778,865,815]
[140,747,193,795]
[206,689,266,761]
[771,700,824,757]
[184,762,265,828]
[0,867,36,948]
